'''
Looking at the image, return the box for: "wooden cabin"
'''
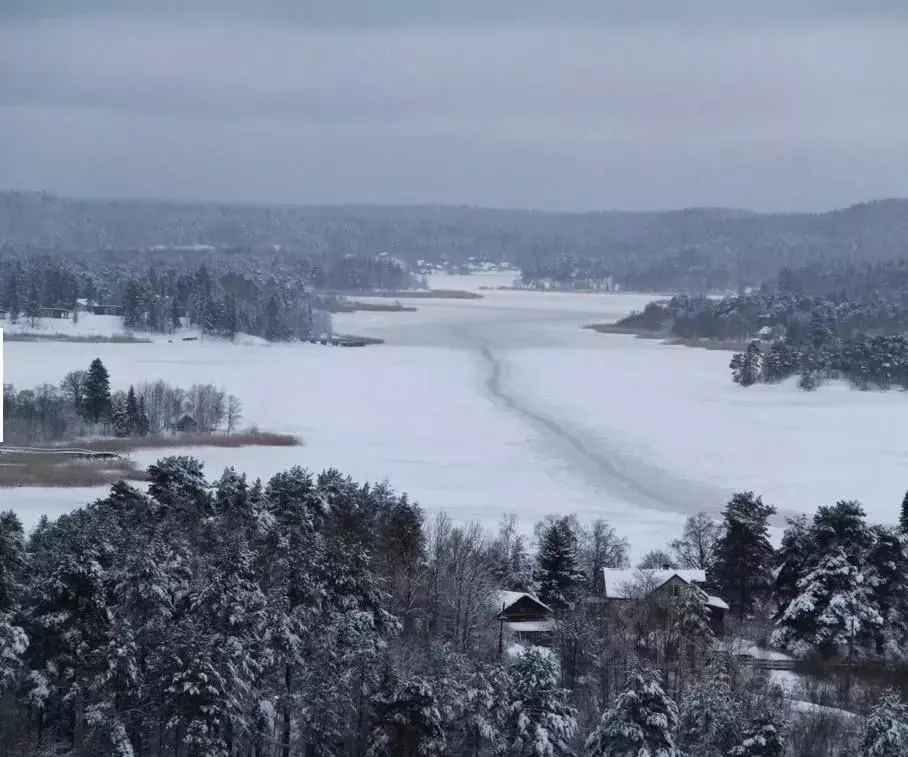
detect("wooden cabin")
[490,590,556,647]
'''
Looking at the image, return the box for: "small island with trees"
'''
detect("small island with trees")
[587,258,908,392]
[1,357,299,486]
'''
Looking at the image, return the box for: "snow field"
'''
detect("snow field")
[504,338,908,529]
[5,338,679,546]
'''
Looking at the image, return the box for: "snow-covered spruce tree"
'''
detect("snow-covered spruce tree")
[457,662,512,756]
[535,517,586,610]
[166,650,229,757]
[773,515,813,617]
[761,339,801,384]
[729,341,763,386]
[584,662,679,757]
[25,538,119,753]
[865,525,908,658]
[861,689,908,757]
[771,545,882,660]
[0,512,27,692]
[711,491,776,620]
[811,499,874,565]
[125,385,143,436]
[146,455,213,528]
[82,356,112,424]
[111,397,131,438]
[366,674,446,757]
[135,395,150,437]
[422,646,512,757]
[508,647,577,757]
[677,666,741,757]
[190,529,270,754]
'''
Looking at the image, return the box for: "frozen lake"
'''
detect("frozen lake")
[5,273,908,557]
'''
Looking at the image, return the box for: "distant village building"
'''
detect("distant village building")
[490,591,555,649]
[596,568,728,636]
[38,307,72,319]
[173,415,199,434]
[88,304,124,316]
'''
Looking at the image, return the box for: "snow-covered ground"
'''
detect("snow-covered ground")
[0,310,271,346]
[4,271,907,558]
[1,312,131,338]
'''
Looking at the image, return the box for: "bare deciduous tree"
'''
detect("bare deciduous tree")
[670,513,721,571]
[227,394,242,434]
[59,370,87,412]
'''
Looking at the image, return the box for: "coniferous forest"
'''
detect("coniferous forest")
[0,248,412,342]
[5,191,908,295]
[611,259,908,392]
[1,458,908,757]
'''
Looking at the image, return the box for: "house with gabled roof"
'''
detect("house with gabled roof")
[596,567,729,636]
[489,590,556,646]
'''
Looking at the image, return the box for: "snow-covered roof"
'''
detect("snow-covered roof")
[488,590,552,614]
[705,595,730,611]
[601,568,707,598]
[504,620,556,633]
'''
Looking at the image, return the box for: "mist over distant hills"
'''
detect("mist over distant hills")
[2,190,907,290]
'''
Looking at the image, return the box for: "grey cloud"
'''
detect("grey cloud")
[4,0,908,27]
[1,14,907,211]
[4,20,907,133]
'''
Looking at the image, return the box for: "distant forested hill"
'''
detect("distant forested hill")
[2,191,908,291]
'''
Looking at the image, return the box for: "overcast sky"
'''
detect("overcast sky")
[2,2,907,211]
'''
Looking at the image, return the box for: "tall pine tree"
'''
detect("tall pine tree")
[711,491,776,620]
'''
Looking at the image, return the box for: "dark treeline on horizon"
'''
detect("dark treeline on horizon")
[4,191,908,293]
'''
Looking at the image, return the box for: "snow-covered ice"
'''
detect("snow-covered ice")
[4,272,908,557]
